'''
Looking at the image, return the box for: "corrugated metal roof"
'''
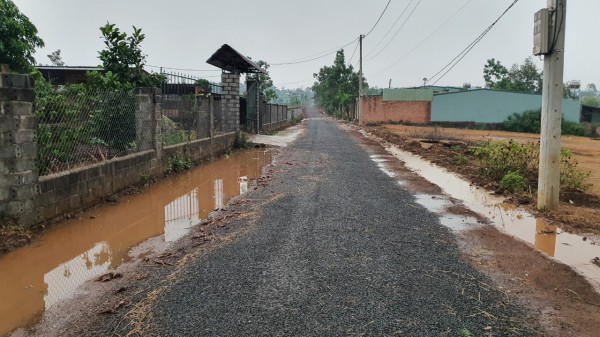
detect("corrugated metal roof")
[206,44,267,74]
[383,88,433,102]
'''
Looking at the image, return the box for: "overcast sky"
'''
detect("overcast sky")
[12,0,598,90]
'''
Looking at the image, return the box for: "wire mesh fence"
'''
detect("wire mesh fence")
[36,86,137,176]
[160,72,222,146]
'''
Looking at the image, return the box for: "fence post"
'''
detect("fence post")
[134,88,162,162]
[209,96,214,138]
[0,73,40,226]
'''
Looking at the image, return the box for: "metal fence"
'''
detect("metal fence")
[160,72,223,145]
[36,87,136,176]
[259,102,289,126]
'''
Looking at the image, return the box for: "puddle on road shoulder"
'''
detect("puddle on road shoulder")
[0,149,273,337]
[370,148,600,290]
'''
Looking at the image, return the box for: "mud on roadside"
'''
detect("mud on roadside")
[343,122,600,337]
[366,125,600,236]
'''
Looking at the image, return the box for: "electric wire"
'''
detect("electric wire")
[365,0,423,61]
[364,0,415,59]
[270,38,358,66]
[348,39,360,65]
[364,0,393,37]
[425,0,520,86]
[371,0,472,77]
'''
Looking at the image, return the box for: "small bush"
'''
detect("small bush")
[502,109,586,136]
[474,140,592,192]
[560,150,592,191]
[455,154,469,165]
[167,152,191,173]
[234,131,252,149]
[473,140,538,181]
[499,171,528,192]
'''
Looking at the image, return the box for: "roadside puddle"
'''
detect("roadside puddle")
[370,147,600,290]
[0,149,272,336]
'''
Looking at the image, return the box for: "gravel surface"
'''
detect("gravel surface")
[142,111,538,336]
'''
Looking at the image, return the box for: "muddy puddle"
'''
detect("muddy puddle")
[0,149,272,336]
[370,147,600,291]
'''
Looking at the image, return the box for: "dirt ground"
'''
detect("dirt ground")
[369,125,600,235]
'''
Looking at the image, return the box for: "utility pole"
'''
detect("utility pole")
[537,0,567,210]
[358,34,364,124]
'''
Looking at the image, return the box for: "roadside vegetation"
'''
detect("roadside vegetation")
[367,125,600,234]
[312,50,366,120]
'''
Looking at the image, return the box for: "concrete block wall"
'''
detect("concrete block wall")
[220,72,241,133]
[0,81,237,228]
[0,74,40,225]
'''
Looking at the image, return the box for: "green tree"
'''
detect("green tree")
[483,58,509,89]
[0,0,45,72]
[248,60,277,103]
[483,57,542,94]
[581,96,600,108]
[88,22,164,89]
[312,50,366,119]
[47,49,65,66]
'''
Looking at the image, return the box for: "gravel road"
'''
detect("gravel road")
[143,110,538,336]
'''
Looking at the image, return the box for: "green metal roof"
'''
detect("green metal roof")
[382,88,433,102]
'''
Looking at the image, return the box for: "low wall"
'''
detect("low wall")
[261,121,289,133]
[361,96,431,124]
[38,133,235,223]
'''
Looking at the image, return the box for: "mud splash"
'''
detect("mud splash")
[371,147,600,291]
[0,149,272,336]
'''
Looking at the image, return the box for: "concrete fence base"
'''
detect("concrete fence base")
[0,76,238,228]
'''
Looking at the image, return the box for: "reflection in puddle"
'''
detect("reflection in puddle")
[0,149,272,336]
[376,147,600,289]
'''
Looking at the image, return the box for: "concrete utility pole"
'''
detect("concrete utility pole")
[538,0,567,210]
[358,34,364,124]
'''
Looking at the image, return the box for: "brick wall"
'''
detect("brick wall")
[361,96,431,124]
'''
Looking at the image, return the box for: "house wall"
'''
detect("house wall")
[432,90,581,123]
[361,96,431,124]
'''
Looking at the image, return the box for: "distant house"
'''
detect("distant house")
[35,66,152,86]
[360,87,582,124]
[360,88,433,124]
[35,66,103,85]
[431,89,581,123]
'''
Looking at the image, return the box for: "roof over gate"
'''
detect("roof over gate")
[206,44,267,74]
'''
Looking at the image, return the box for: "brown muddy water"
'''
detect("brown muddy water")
[0,149,273,336]
[372,147,600,291]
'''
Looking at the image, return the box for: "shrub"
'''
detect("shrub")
[560,150,591,191]
[499,171,528,192]
[167,152,191,173]
[502,109,586,136]
[234,131,252,149]
[474,140,592,192]
[473,140,538,181]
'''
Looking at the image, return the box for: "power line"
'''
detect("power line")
[364,0,415,59]
[372,0,472,77]
[426,0,520,86]
[365,0,393,37]
[348,39,360,65]
[366,0,424,61]
[270,38,358,66]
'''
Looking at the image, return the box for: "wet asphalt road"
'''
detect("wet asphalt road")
[149,111,536,336]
